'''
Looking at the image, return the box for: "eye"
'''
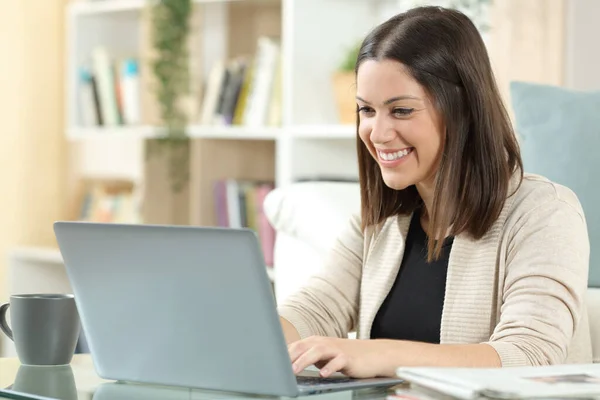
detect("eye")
[393,107,414,117]
[358,106,375,116]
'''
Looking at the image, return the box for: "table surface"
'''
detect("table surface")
[0,355,405,400]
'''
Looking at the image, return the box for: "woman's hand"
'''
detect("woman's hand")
[288,336,502,378]
[287,336,385,378]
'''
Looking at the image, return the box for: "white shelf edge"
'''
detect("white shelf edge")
[68,0,245,16]
[67,124,359,141]
[188,125,282,139]
[68,0,145,15]
[288,124,356,139]
[67,125,282,141]
[67,126,155,140]
[9,246,64,265]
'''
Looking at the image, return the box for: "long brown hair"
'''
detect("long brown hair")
[356,6,523,261]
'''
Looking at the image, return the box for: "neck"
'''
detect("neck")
[416,179,454,241]
[416,181,434,219]
[415,180,435,235]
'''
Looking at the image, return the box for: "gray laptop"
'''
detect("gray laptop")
[53,222,403,397]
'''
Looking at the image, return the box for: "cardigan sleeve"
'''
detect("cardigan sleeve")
[277,213,364,339]
[485,196,590,366]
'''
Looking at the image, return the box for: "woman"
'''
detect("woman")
[277,6,592,378]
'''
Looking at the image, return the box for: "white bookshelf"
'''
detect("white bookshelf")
[62,0,406,289]
[63,0,408,276]
[65,0,402,189]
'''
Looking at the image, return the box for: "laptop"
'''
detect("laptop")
[53,222,403,397]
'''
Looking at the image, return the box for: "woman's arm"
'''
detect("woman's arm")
[484,195,589,366]
[280,317,301,344]
[369,341,501,376]
[289,193,590,377]
[277,213,364,340]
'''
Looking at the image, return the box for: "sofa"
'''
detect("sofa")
[263,180,600,362]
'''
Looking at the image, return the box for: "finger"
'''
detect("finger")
[319,354,348,377]
[293,345,338,374]
[288,340,311,364]
[288,336,319,363]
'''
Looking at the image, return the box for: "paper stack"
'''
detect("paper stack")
[395,363,600,399]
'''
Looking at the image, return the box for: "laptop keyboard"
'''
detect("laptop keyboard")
[296,375,356,386]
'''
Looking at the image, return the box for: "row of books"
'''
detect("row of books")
[213,179,276,267]
[77,180,140,224]
[73,177,276,268]
[78,47,141,127]
[200,36,282,127]
[76,35,282,130]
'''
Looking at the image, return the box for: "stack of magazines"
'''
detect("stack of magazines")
[391,363,600,399]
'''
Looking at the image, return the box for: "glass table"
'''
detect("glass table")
[0,355,405,400]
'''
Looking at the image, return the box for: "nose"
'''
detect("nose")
[369,114,397,145]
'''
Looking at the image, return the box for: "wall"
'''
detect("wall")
[0,0,68,306]
[565,0,600,90]
[487,0,566,110]
[488,0,600,98]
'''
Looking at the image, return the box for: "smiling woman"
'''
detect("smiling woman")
[277,5,592,380]
[354,5,521,260]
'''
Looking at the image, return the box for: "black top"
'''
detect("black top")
[370,212,453,344]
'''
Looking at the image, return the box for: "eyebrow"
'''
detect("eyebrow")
[355,95,421,105]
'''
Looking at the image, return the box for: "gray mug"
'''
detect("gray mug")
[0,294,81,366]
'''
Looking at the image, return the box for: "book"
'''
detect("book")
[198,37,281,128]
[242,36,279,127]
[91,46,120,126]
[199,59,227,125]
[212,179,275,266]
[77,67,99,126]
[396,364,600,400]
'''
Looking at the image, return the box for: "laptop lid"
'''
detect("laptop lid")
[53,222,299,397]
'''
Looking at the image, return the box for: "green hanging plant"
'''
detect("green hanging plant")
[149,0,192,192]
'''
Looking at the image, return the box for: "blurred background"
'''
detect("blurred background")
[0,0,598,355]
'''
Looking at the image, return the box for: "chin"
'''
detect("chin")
[380,171,415,191]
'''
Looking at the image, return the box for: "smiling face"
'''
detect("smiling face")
[356,59,445,192]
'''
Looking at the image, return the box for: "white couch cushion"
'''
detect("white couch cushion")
[263,181,360,304]
[263,181,360,254]
[271,232,325,303]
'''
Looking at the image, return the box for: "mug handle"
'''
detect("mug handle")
[0,303,13,340]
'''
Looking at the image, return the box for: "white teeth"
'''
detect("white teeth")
[378,148,411,161]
